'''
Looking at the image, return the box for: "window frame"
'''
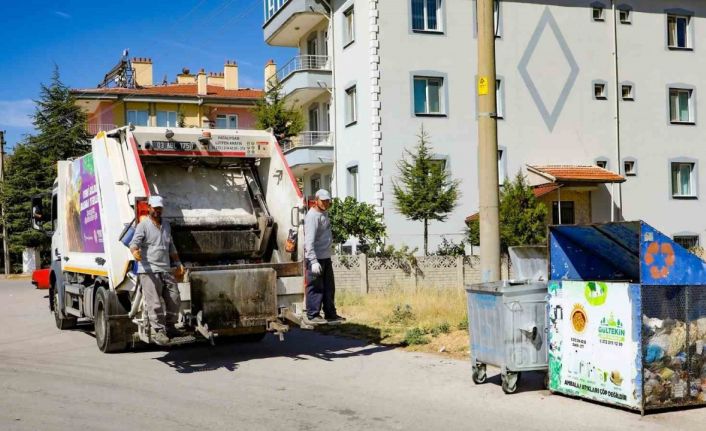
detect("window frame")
[673,234,700,250]
[126,109,149,126]
[413,75,445,116]
[552,201,576,225]
[592,6,605,22]
[624,160,636,176]
[595,159,608,169]
[343,6,355,48]
[618,6,632,24]
[347,164,359,200]
[620,82,635,101]
[344,85,357,126]
[668,87,695,125]
[411,0,444,34]
[156,110,177,127]
[670,160,697,199]
[593,80,608,100]
[667,13,692,50]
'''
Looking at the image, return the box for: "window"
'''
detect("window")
[215,114,238,129]
[430,158,447,173]
[498,149,506,182]
[412,0,442,32]
[596,159,608,169]
[310,174,321,194]
[669,88,694,124]
[127,110,149,126]
[619,9,631,24]
[414,76,444,115]
[347,165,359,199]
[667,15,691,49]
[345,86,357,125]
[156,111,177,127]
[309,106,319,131]
[674,235,699,249]
[323,103,331,131]
[592,7,604,21]
[552,201,575,225]
[307,33,318,56]
[621,84,634,101]
[624,160,636,176]
[671,162,696,197]
[496,79,504,118]
[594,82,607,99]
[343,7,355,46]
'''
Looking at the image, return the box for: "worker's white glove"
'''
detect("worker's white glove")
[311,262,322,276]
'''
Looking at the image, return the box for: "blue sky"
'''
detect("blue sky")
[0,0,295,148]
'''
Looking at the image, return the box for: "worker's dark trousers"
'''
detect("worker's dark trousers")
[305,258,337,319]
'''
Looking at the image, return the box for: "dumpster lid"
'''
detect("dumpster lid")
[508,246,547,281]
[549,221,706,285]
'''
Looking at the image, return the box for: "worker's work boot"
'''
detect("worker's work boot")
[152,330,170,346]
[303,315,327,325]
[326,315,346,323]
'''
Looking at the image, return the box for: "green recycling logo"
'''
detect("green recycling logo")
[584,281,608,306]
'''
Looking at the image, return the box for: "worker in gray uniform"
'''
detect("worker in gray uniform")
[129,195,184,345]
[303,189,345,325]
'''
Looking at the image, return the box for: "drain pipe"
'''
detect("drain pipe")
[610,1,623,220]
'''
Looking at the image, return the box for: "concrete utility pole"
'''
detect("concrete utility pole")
[476,0,501,282]
[0,131,9,275]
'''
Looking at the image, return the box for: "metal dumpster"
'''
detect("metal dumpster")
[466,246,548,394]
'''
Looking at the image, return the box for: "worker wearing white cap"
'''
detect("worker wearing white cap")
[303,189,345,325]
[129,195,184,346]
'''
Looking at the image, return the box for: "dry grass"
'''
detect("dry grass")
[320,287,471,358]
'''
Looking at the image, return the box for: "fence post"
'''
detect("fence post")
[456,255,465,289]
[360,253,369,294]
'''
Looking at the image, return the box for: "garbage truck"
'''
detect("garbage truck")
[31,125,309,352]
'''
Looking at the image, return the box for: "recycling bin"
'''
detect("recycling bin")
[466,246,548,394]
[547,221,706,413]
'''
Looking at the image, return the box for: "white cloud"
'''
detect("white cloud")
[55,11,72,19]
[0,99,35,128]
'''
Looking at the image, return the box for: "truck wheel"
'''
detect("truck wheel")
[53,286,77,330]
[95,287,128,353]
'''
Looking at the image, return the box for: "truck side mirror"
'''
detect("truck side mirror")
[30,196,45,231]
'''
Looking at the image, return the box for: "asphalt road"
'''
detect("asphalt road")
[0,279,703,431]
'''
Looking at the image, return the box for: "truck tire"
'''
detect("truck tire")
[53,284,77,330]
[95,287,128,353]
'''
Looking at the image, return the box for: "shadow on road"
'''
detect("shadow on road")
[152,327,396,374]
[483,370,547,394]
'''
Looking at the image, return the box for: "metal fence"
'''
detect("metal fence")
[642,285,706,410]
[281,131,331,152]
[86,124,117,135]
[268,55,330,85]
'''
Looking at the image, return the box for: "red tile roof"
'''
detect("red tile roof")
[71,84,263,100]
[464,183,560,223]
[527,165,625,183]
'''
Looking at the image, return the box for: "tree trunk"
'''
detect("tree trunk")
[424,218,428,256]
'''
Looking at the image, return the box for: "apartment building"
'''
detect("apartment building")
[72,57,262,134]
[264,0,706,251]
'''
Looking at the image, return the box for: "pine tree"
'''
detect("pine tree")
[0,67,90,269]
[466,171,548,253]
[252,78,304,144]
[392,127,461,255]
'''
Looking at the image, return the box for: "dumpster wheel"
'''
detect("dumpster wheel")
[472,364,487,384]
[501,372,520,394]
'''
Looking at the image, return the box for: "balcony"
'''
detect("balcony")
[269,55,331,107]
[86,123,117,135]
[263,0,328,47]
[281,131,333,176]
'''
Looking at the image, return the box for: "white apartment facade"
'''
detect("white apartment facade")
[264,0,706,252]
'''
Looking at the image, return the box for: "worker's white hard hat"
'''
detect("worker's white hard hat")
[148,195,164,208]
[315,189,331,200]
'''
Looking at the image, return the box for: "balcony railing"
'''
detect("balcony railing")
[268,55,330,85]
[281,131,331,152]
[86,123,117,135]
[264,0,292,23]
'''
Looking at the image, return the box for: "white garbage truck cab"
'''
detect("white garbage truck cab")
[32,126,308,352]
